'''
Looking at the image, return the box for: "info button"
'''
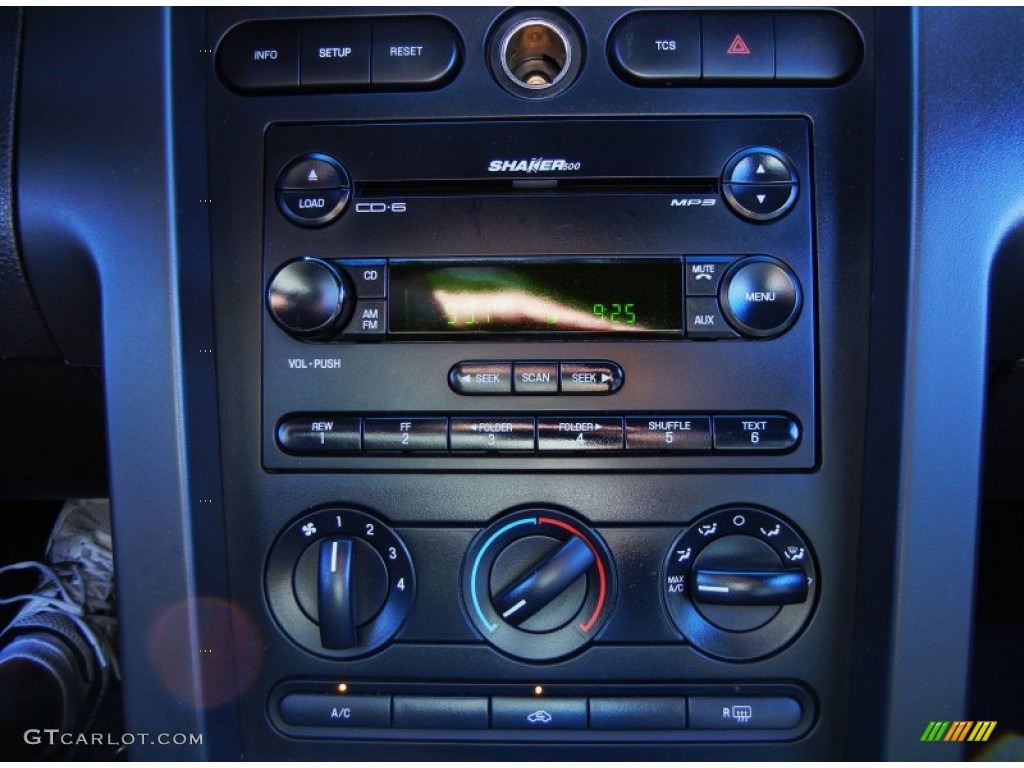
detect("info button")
[449,362,512,395]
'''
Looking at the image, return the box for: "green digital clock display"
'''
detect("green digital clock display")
[388,259,681,335]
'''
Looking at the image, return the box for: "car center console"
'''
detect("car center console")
[201,6,875,759]
[19,5,1010,761]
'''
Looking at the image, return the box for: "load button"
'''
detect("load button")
[559,361,623,394]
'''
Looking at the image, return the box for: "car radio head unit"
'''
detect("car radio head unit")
[261,118,816,472]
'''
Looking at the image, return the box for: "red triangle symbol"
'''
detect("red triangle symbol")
[726,34,751,55]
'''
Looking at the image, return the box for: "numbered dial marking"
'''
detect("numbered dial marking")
[462,509,615,662]
[266,507,415,659]
[663,507,817,661]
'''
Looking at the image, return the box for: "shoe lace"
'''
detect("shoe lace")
[0,560,121,683]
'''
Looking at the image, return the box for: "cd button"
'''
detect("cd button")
[685,257,736,297]
[450,418,535,452]
[625,416,712,451]
[338,260,386,299]
[277,415,361,453]
[513,361,559,394]
[363,418,448,452]
[686,297,739,339]
[301,21,371,87]
[559,361,623,394]
[537,417,624,451]
[449,362,513,395]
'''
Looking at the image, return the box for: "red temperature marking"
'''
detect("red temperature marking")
[538,517,607,633]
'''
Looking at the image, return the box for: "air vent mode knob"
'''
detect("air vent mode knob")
[663,507,816,660]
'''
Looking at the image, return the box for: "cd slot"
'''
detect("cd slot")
[356,177,717,198]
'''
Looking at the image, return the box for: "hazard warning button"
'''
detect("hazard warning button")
[702,15,774,81]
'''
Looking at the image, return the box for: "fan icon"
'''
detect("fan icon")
[301,522,317,537]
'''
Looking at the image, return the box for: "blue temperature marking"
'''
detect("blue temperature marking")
[471,518,536,632]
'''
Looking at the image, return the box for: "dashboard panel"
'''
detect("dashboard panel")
[207,7,870,759]
[6,5,1020,761]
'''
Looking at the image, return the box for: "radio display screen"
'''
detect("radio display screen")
[388,259,682,335]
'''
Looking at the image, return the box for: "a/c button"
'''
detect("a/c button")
[279,694,391,728]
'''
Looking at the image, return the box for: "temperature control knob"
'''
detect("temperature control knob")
[266,257,351,339]
[663,507,816,660]
[462,508,615,661]
[266,507,414,658]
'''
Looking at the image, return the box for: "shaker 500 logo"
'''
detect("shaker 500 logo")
[487,158,581,173]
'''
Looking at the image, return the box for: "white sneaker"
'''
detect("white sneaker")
[0,498,120,697]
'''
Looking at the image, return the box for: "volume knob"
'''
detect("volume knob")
[267,258,350,339]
